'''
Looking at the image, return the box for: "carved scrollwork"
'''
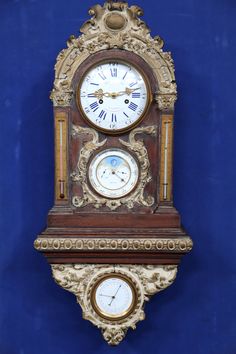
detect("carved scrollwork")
[71,125,156,210]
[51,1,177,110]
[119,125,157,207]
[70,125,107,208]
[51,264,178,345]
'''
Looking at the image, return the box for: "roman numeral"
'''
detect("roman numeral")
[98,110,107,120]
[128,102,138,111]
[90,82,99,86]
[90,101,99,112]
[98,72,106,80]
[123,112,129,117]
[111,113,117,122]
[110,68,117,77]
[123,71,128,80]
[87,93,96,98]
[132,92,141,98]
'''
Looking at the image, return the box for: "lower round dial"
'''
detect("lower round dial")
[91,275,136,320]
[88,149,139,198]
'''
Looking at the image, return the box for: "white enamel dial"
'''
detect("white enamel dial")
[92,276,135,319]
[78,60,149,132]
[88,149,139,198]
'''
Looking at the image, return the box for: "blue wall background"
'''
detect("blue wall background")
[1,1,235,353]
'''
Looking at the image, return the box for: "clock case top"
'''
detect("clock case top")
[34,1,192,265]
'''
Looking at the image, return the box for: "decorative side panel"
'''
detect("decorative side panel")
[160,115,173,202]
[55,112,68,201]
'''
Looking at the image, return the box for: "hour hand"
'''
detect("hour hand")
[99,293,113,298]
[93,88,104,99]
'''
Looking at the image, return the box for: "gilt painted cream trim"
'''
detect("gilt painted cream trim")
[34,237,193,253]
[50,1,177,110]
[51,264,178,345]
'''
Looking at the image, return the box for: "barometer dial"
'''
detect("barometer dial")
[88,149,139,199]
[91,275,136,320]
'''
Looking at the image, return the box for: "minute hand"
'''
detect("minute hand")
[115,87,140,97]
[109,285,121,306]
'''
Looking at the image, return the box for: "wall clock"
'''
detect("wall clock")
[34,0,193,346]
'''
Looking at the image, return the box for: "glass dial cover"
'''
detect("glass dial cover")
[92,275,135,319]
[88,149,139,199]
[78,60,149,133]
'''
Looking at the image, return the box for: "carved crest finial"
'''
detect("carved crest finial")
[52,1,177,109]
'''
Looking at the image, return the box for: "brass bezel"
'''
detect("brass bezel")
[87,148,140,200]
[91,273,137,321]
[76,58,152,135]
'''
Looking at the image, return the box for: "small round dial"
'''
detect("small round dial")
[88,149,139,198]
[91,275,136,320]
[78,60,150,133]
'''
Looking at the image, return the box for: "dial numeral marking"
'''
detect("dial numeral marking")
[129,82,137,87]
[111,113,117,122]
[138,109,143,116]
[123,112,129,118]
[123,71,128,80]
[90,82,99,86]
[98,110,107,120]
[87,93,96,98]
[90,101,99,112]
[132,92,141,98]
[98,72,107,80]
[110,123,116,129]
[128,102,138,111]
[110,68,117,77]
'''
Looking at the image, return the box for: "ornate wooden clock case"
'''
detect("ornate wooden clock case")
[34,1,193,346]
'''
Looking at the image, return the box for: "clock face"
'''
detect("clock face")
[78,60,150,133]
[88,149,139,199]
[91,275,136,320]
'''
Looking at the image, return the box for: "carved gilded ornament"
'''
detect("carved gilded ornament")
[71,125,157,210]
[155,93,177,111]
[34,237,193,253]
[51,264,177,345]
[50,1,177,109]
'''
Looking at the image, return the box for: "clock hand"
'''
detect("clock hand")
[99,294,113,298]
[93,89,117,99]
[114,284,122,297]
[93,89,104,99]
[108,285,121,306]
[92,87,140,99]
[124,87,140,95]
[100,169,107,178]
[111,170,125,183]
[107,87,141,98]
